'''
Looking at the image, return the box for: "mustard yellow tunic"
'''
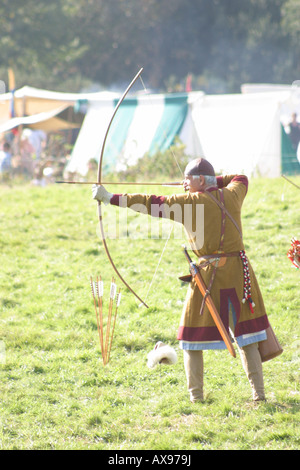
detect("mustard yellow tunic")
[110,175,269,350]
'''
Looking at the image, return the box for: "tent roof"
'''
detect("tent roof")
[0,105,81,133]
[0,86,119,131]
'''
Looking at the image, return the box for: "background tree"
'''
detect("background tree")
[0,0,299,93]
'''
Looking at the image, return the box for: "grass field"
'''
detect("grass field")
[0,176,299,450]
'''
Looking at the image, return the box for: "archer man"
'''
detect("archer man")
[92,158,271,403]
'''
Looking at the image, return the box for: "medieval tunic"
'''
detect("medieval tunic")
[110,175,269,351]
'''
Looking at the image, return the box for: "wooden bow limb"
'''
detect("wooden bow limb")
[96,67,149,309]
[182,246,236,358]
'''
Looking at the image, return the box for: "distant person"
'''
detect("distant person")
[288,113,300,150]
[0,142,12,180]
[19,132,35,177]
[24,129,47,160]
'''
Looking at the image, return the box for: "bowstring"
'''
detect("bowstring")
[138,74,184,304]
[143,222,174,304]
[139,75,184,178]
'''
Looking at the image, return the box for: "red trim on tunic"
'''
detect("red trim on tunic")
[220,287,269,335]
[150,195,166,218]
[232,175,248,193]
[235,314,269,336]
[217,175,248,193]
[151,195,166,205]
[177,287,268,343]
[177,325,223,342]
[216,176,224,188]
[110,194,123,206]
[220,288,241,322]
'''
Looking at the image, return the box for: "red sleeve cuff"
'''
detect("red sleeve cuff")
[110,194,122,206]
[232,175,248,193]
[216,175,248,193]
[216,176,224,188]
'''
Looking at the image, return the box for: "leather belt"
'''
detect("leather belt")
[179,252,240,283]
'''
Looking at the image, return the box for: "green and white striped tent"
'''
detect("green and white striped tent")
[66,91,203,176]
[66,87,300,178]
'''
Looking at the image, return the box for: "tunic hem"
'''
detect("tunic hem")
[179,329,267,350]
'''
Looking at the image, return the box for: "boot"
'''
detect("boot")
[183,349,204,402]
[239,342,265,401]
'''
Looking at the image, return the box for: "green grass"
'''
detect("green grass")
[0,177,299,450]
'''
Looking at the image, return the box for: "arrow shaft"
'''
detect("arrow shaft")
[56,181,182,186]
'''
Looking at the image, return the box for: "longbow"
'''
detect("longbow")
[96,67,149,308]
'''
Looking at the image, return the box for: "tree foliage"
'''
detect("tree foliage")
[0,0,299,93]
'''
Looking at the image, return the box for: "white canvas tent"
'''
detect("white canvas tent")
[66,85,300,178]
[191,91,290,177]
